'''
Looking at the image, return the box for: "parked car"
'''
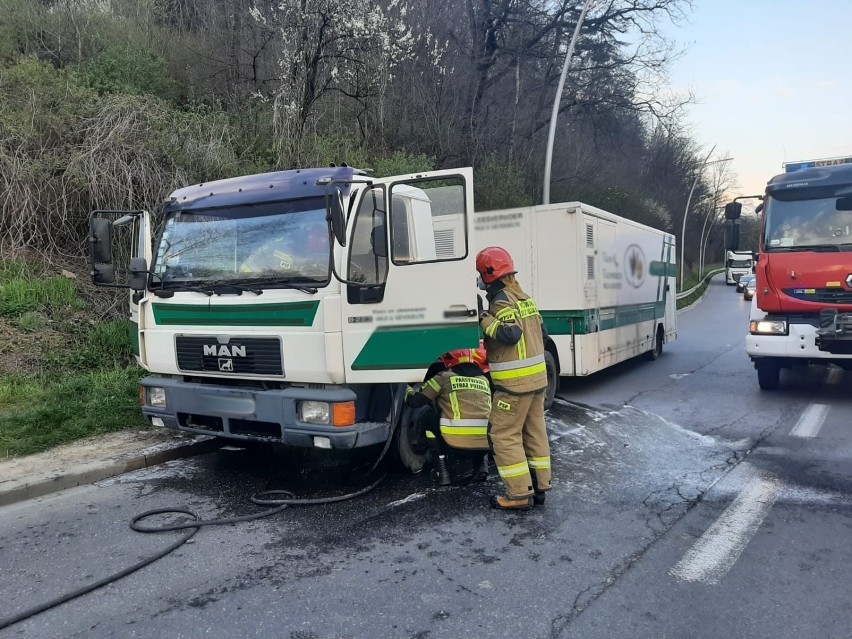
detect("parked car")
[743,276,757,301]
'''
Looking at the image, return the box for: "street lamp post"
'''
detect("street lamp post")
[542,0,594,205]
[679,148,734,291]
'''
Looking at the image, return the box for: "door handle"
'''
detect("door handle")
[444,308,477,318]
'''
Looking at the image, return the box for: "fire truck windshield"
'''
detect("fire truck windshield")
[152,198,331,287]
[763,194,852,251]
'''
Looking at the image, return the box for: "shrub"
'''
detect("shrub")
[75,46,181,104]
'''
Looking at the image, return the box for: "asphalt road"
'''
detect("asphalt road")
[1,276,850,639]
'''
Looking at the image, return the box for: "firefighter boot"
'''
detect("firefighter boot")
[490,495,533,511]
[472,454,489,482]
[432,454,452,486]
[531,474,546,506]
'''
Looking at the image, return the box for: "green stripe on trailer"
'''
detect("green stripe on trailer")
[542,302,666,336]
[649,260,677,277]
[152,301,320,326]
[352,322,481,370]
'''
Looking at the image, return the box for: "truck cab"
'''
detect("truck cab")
[90,166,480,472]
[744,160,852,389]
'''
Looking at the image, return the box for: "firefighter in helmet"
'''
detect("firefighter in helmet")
[404,347,491,486]
[476,246,551,510]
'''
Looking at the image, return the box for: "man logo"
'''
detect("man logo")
[218,358,234,372]
[204,344,246,357]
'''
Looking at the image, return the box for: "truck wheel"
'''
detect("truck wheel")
[645,327,663,361]
[390,403,427,474]
[543,350,558,411]
[756,360,780,390]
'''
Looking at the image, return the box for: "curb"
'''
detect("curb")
[0,437,221,508]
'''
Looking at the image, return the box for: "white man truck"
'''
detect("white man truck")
[725,250,754,286]
[91,166,677,472]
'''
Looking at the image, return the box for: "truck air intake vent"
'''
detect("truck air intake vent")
[175,336,284,376]
[784,288,852,305]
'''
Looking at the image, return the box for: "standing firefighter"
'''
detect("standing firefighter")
[405,348,491,486]
[476,247,551,511]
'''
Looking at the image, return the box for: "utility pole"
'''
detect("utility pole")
[542,0,594,205]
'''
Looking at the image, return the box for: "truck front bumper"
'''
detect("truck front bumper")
[746,321,852,361]
[140,377,389,449]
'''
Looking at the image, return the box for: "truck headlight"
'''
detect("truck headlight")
[144,386,167,408]
[300,401,330,424]
[750,320,787,335]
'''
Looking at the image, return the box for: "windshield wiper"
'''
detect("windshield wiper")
[782,244,840,252]
[152,283,214,297]
[248,277,321,294]
[209,281,264,296]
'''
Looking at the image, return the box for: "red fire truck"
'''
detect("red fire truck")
[734,156,852,389]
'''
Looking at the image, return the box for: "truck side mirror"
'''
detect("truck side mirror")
[92,263,116,284]
[328,188,347,247]
[128,257,149,292]
[91,217,113,264]
[725,220,740,251]
[724,202,742,220]
[371,222,388,258]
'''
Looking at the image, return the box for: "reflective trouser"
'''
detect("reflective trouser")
[489,390,551,498]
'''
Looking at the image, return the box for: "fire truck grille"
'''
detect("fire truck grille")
[784,288,852,304]
[175,336,283,375]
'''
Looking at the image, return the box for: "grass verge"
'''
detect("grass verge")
[0,258,146,458]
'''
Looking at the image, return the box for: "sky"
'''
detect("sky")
[661,0,852,199]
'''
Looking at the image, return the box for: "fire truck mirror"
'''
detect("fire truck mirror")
[724,201,742,220]
[725,221,740,251]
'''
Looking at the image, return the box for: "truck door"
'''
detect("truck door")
[341,168,480,383]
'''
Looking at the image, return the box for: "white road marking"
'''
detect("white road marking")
[670,475,779,585]
[789,404,829,438]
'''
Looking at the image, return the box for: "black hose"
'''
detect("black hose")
[0,428,398,632]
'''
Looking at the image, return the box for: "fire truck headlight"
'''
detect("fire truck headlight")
[750,320,788,335]
[300,401,330,425]
[144,386,167,408]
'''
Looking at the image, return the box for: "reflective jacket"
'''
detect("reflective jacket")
[480,275,548,394]
[412,369,491,450]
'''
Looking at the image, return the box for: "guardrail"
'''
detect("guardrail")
[676,267,725,300]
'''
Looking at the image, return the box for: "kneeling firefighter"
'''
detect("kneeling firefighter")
[404,348,491,485]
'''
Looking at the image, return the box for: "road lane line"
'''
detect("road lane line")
[789,404,829,438]
[670,476,779,585]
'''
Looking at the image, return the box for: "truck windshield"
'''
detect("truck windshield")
[763,193,852,251]
[152,198,330,286]
[727,259,751,268]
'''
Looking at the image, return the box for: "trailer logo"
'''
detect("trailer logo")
[624,244,646,288]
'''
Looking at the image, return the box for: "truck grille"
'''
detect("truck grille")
[175,336,283,376]
[784,288,852,304]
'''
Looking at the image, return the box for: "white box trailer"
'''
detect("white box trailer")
[474,204,677,379]
[90,167,676,473]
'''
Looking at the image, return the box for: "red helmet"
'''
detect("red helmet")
[476,247,516,284]
[439,347,488,372]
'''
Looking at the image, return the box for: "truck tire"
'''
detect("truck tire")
[756,359,780,390]
[390,403,427,473]
[644,327,664,361]
[543,350,558,411]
